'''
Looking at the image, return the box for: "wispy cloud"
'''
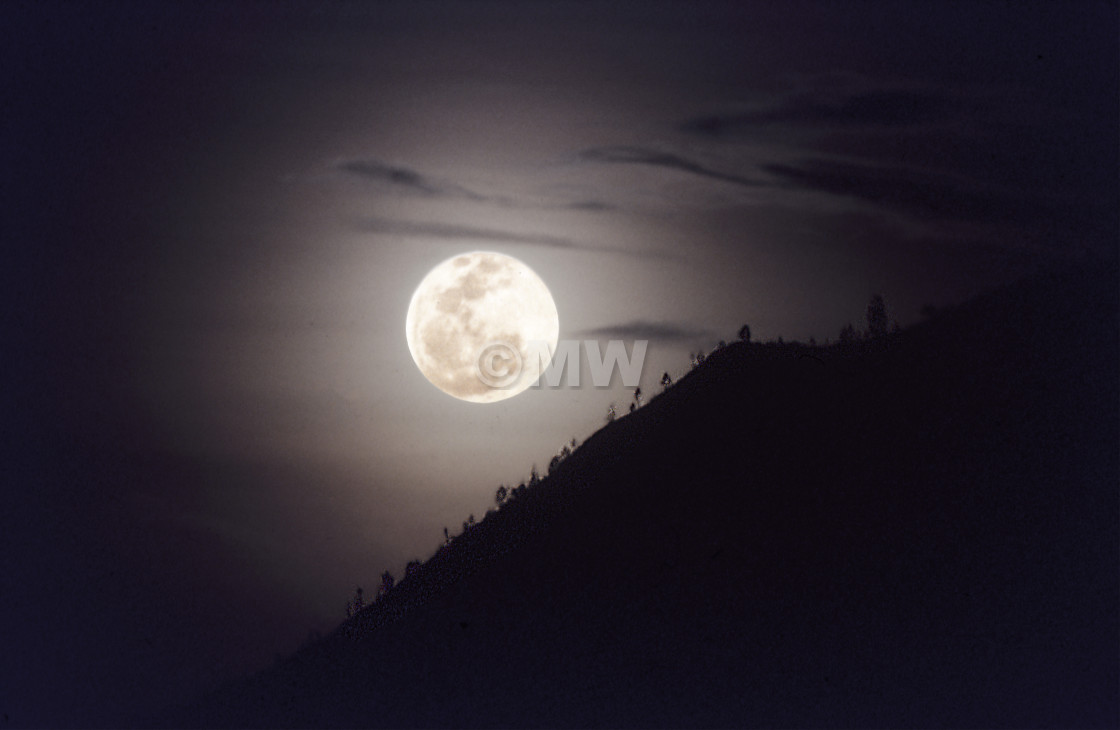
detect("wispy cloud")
[576,320,714,342]
[563,199,615,212]
[578,146,765,189]
[337,159,497,202]
[354,217,575,247]
[680,90,951,137]
[336,158,613,211]
[353,217,674,258]
[761,159,1056,227]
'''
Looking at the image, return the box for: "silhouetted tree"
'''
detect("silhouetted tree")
[808,336,816,346]
[867,294,888,338]
[839,322,857,346]
[496,485,508,506]
[629,402,636,414]
[405,561,421,579]
[347,586,364,618]
[549,454,561,473]
[443,526,450,545]
[738,324,751,342]
[660,372,672,389]
[529,466,541,487]
[378,571,394,599]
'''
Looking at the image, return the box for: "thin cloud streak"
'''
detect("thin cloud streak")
[680,89,952,136]
[578,146,766,189]
[356,217,574,247]
[762,159,1069,228]
[576,320,714,342]
[337,159,614,212]
[353,217,677,259]
[337,159,496,202]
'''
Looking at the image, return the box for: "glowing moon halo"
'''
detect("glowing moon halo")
[405,251,559,403]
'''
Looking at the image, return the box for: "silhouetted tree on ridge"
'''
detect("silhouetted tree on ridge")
[378,571,394,599]
[346,587,363,618]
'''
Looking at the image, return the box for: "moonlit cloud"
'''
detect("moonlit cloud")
[352,217,677,258]
[762,159,1073,232]
[337,158,614,212]
[337,158,498,202]
[578,146,766,189]
[679,89,952,136]
[355,217,573,246]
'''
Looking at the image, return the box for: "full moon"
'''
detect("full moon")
[405,251,559,403]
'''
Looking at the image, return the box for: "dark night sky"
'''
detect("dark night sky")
[2,1,1116,724]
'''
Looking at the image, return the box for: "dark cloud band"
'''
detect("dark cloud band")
[576,320,713,342]
[579,146,764,189]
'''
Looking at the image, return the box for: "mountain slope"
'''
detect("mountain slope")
[178,261,1118,728]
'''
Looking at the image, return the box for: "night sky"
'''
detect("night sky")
[2,1,1117,724]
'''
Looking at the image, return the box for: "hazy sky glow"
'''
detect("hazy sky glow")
[3,1,1117,724]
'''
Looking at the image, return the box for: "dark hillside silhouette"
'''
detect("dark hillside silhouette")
[174,262,1118,728]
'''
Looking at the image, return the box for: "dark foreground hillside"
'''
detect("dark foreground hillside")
[176,262,1118,728]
